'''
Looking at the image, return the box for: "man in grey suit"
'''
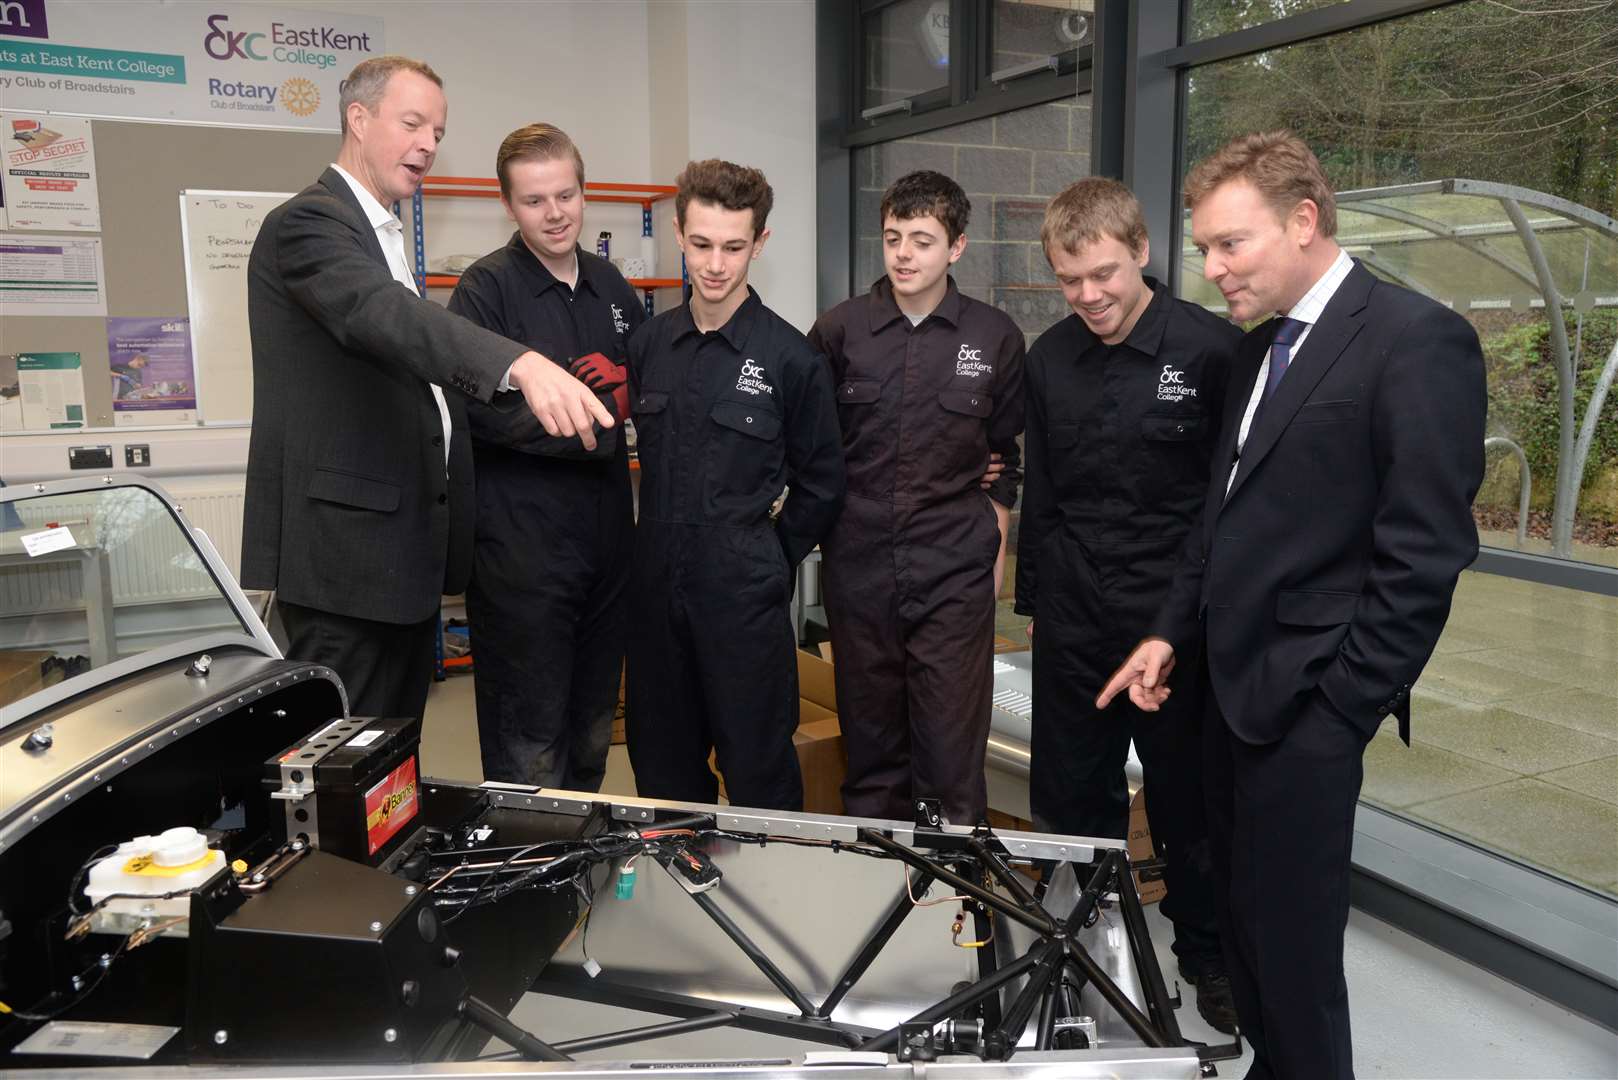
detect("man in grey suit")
[242,55,614,721]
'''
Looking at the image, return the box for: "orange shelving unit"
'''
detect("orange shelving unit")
[409,175,684,315]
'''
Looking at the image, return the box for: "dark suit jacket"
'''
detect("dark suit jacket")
[242,168,526,624]
[1151,261,1487,743]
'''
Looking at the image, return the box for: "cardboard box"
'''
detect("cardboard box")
[1127,787,1166,905]
[794,717,845,816]
[0,650,56,709]
[794,648,846,815]
[797,648,837,712]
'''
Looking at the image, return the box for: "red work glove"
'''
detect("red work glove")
[568,352,629,423]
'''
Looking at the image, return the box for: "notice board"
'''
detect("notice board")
[0,118,332,428]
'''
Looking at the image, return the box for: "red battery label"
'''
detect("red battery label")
[363,755,420,855]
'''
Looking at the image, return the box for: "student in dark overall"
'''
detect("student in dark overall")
[808,171,1024,826]
[1015,179,1240,1031]
[624,160,845,811]
[446,124,644,791]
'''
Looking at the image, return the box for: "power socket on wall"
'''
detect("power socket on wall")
[125,444,151,467]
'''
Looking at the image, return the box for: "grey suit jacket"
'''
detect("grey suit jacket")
[242,168,526,624]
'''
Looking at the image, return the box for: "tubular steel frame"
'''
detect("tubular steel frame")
[474,815,1242,1069]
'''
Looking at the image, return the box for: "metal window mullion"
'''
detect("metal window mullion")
[950,0,979,107]
[1152,0,1464,71]
[1122,0,1182,285]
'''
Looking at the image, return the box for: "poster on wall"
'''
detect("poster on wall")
[107,316,197,424]
[0,234,105,316]
[0,2,384,133]
[15,351,84,429]
[1,111,99,230]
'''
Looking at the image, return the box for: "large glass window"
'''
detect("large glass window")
[1177,0,1618,898]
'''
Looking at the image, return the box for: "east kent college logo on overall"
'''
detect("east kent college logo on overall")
[956,344,992,379]
[736,359,773,396]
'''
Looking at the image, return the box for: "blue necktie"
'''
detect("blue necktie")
[1263,317,1307,404]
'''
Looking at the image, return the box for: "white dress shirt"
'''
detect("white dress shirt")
[330,163,452,469]
[1226,247,1354,495]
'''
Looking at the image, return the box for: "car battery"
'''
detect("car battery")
[264,715,425,866]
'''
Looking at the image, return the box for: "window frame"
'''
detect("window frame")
[847,0,1092,148]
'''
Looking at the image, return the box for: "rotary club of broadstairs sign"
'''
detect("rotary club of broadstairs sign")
[0,0,383,131]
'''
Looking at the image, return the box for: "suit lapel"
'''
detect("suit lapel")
[318,167,389,269]
[1223,264,1373,506]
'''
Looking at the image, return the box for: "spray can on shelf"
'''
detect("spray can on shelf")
[596,231,612,259]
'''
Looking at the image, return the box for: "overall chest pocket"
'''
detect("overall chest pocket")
[1140,414,1207,442]
[939,389,992,418]
[706,400,782,517]
[838,379,881,406]
[631,390,670,454]
[711,400,782,441]
[1136,414,1210,491]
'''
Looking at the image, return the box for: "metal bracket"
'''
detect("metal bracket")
[266,716,352,850]
[860,97,913,121]
[990,54,1061,85]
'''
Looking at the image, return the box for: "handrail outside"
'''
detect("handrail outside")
[1483,437,1531,549]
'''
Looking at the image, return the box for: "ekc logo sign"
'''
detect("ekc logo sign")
[0,0,49,41]
[203,13,373,71]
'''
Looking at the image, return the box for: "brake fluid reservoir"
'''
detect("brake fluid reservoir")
[83,826,226,935]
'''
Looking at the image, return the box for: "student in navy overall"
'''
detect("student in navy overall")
[624,159,844,811]
[447,124,644,792]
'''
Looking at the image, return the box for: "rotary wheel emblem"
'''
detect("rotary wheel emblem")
[281,78,321,118]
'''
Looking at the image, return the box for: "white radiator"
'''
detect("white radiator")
[172,486,246,581]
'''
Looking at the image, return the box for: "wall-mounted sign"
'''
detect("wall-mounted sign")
[0,2,384,132]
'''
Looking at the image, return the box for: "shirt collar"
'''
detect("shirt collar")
[1117,276,1171,357]
[868,274,963,333]
[504,233,594,298]
[1284,247,1353,327]
[672,286,762,350]
[330,163,399,233]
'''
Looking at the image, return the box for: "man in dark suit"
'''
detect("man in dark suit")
[1099,131,1486,1079]
[243,55,613,721]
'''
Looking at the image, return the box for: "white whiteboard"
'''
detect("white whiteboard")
[179,189,292,425]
